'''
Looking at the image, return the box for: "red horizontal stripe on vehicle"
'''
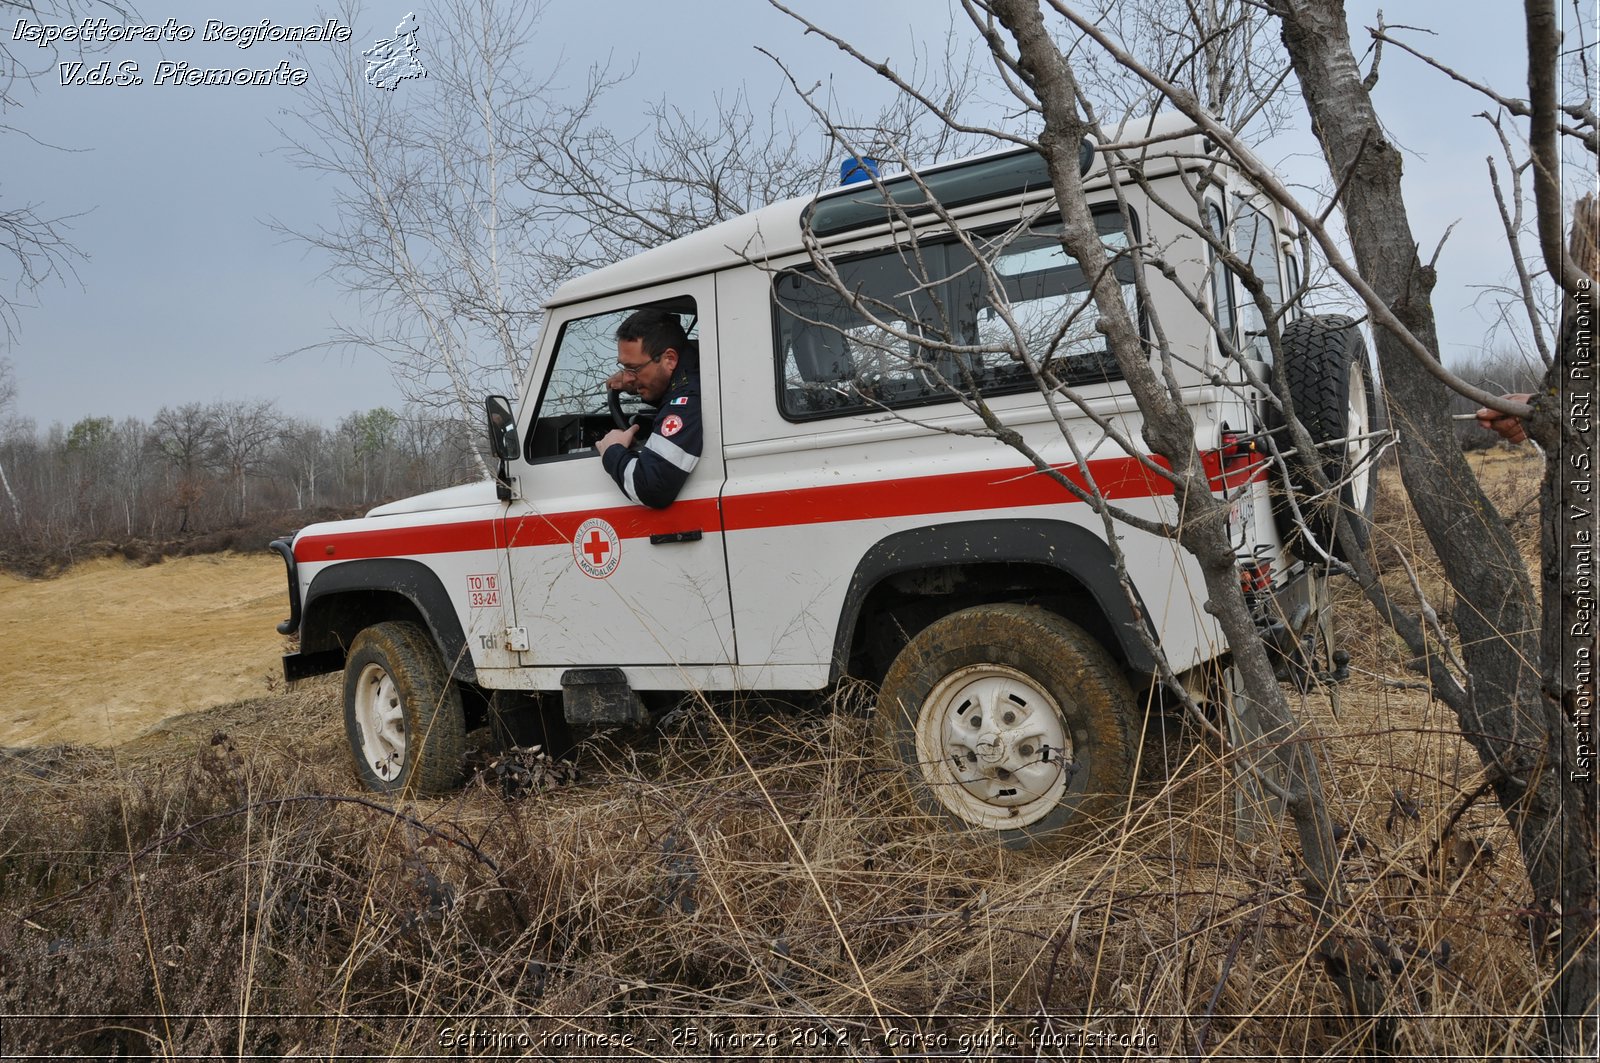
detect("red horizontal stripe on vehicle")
[502,499,723,549]
[295,451,1228,562]
[294,519,498,563]
[720,452,1177,532]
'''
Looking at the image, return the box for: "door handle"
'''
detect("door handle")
[649,530,703,545]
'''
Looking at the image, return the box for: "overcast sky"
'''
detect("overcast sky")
[2,0,1577,431]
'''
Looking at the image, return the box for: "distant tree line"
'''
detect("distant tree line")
[0,366,478,564]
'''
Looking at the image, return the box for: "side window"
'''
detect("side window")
[774,247,947,415]
[1206,201,1237,350]
[969,222,1130,386]
[525,302,696,461]
[1231,196,1285,364]
[1282,248,1302,322]
[774,208,1134,420]
[540,311,630,422]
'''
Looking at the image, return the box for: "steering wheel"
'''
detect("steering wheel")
[606,386,656,437]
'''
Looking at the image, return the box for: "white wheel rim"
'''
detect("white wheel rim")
[911,663,1073,830]
[354,662,406,782]
[1345,361,1372,517]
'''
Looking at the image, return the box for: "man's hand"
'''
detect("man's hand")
[1475,392,1532,444]
[595,423,639,456]
[605,369,632,393]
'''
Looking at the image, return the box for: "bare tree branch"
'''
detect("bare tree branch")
[1044,0,1536,418]
[1370,22,1599,154]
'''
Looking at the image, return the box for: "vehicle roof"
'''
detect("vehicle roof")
[544,111,1220,309]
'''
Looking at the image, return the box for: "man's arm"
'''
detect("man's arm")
[599,393,702,508]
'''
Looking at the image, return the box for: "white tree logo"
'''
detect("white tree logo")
[363,13,426,91]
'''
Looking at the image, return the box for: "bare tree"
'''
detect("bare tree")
[516,83,836,274]
[775,0,1596,1050]
[276,419,325,510]
[1067,0,1299,139]
[515,43,996,275]
[208,399,283,523]
[0,357,20,524]
[276,0,562,473]
[0,1,135,342]
[1266,2,1596,1049]
[151,403,216,533]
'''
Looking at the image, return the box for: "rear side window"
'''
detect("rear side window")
[1206,201,1237,348]
[1231,197,1285,364]
[774,208,1136,420]
[1282,249,1302,323]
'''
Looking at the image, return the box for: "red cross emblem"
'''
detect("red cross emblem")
[573,517,621,578]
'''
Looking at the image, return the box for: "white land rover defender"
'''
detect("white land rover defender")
[272,113,1375,847]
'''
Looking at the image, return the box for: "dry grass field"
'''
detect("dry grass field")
[0,447,1565,1059]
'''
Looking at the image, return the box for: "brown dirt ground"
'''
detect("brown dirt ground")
[0,552,289,747]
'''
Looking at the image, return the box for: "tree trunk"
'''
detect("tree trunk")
[993,0,1386,1028]
[1276,1,1598,1051]
[1532,195,1599,1053]
[0,458,20,526]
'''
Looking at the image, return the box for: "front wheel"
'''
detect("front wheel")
[873,604,1137,849]
[343,621,466,795]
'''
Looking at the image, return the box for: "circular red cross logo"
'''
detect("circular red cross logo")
[573,517,621,579]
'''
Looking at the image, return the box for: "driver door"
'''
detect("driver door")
[502,284,735,671]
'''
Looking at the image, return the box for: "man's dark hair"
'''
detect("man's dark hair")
[616,308,689,362]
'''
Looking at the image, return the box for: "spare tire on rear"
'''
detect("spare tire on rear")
[1267,314,1378,561]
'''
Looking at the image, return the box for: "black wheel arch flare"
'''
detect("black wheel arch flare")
[288,558,476,683]
[831,518,1161,683]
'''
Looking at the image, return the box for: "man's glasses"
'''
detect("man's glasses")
[615,351,664,378]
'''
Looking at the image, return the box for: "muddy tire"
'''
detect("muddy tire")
[1271,314,1378,560]
[873,604,1137,849]
[343,621,466,796]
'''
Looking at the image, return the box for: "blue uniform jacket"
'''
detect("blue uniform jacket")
[601,364,702,508]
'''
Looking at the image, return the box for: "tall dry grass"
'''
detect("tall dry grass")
[0,449,1562,1059]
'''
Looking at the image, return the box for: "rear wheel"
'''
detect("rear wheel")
[873,604,1137,849]
[343,621,466,795]
[1271,314,1378,560]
